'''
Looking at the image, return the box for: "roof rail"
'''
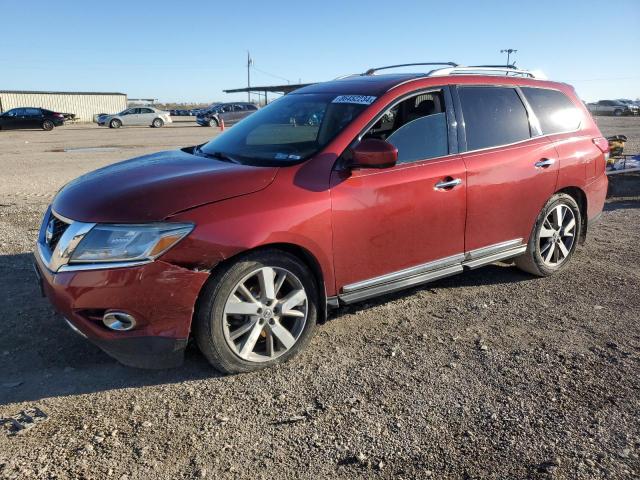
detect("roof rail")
[429,65,539,78]
[364,62,458,76]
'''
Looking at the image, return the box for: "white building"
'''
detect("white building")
[0,90,127,122]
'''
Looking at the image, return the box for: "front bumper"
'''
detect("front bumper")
[33,252,209,368]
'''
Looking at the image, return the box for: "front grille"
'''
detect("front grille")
[47,215,70,251]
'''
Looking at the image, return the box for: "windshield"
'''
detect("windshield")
[200,93,373,165]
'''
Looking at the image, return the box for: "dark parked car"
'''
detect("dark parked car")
[196,102,259,127]
[0,107,65,131]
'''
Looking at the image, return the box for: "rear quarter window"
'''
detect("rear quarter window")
[521,87,581,134]
[458,86,531,151]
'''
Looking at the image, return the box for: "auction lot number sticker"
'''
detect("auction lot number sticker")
[332,95,377,105]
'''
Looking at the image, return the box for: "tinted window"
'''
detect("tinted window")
[233,105,245,111]
[459,86,531,150]
[388,114,448,163]
[246,104,258,111]
[25,108,41,116]
[363,90,448,163]
[139,108,154,114]
[521,87,581,134]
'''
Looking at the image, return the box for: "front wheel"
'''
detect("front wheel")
[194,250,318,374]
[515,193,582,277]
[613,109,623,117]
[152,118,164,128]
[42,120,54,131]
[109,119,122,129]
[208,118,218,128]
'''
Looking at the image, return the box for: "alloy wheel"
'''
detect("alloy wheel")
[538,204,576,267]
[222,266,308,362]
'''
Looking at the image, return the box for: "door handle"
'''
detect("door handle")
[434,178,462,190]
[535,158,556,168]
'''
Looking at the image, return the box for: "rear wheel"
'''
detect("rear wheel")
[109,119,122,129]
[152,118,164,128]
[516,193,581,276]
[42,120,54,131]
[194,250,318,374]
[208,118,218,128]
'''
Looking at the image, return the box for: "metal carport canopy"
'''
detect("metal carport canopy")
[223,83,314,95]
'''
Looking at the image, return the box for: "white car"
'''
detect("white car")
[97,107,172,128]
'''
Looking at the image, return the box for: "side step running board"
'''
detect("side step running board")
[338,239,526,305]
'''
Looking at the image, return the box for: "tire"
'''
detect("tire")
[42,120,54,131]
[152,118,164,128]
[515,193,582,277]
[109,119,122,129]
[208,118,218,128]
[194,249,318,374]
[613,109,623,117]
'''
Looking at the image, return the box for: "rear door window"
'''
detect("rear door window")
[458,86,531,151]
[521,87,581,134]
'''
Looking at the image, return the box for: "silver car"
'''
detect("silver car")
[98,107,172,128]
[587,100,637,117]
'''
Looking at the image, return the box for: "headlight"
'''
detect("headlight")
[70,223,193,263]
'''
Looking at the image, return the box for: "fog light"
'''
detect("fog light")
[103,311,136,331]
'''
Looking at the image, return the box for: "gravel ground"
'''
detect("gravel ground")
[0,117,639,479]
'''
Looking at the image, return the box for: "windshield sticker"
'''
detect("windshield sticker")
[275,153,303,161]
[332,95,376,105]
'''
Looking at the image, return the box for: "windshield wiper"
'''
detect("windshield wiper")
[193,146,240,164]
[209,151,240,164]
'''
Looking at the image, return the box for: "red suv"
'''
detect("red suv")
[34,64,609,373]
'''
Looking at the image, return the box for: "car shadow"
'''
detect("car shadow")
[0,251,534,405]
[0,253,219,407]
[604,198,640,211]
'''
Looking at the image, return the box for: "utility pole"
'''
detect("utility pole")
[500,49,517,66]
[247,51,252,102]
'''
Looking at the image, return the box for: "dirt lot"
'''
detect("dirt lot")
[0,117,639,479]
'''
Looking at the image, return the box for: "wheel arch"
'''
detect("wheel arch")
[194,242,330,327]
[556,186,588,243]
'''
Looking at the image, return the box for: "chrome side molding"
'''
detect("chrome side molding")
[339,239,526,304]
[342,253,465,294]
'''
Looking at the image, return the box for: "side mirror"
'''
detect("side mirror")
[350,139,398,169]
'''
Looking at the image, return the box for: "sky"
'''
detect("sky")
[1,0,639,103]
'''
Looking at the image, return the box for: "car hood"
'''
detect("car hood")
[52,149,278,223]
